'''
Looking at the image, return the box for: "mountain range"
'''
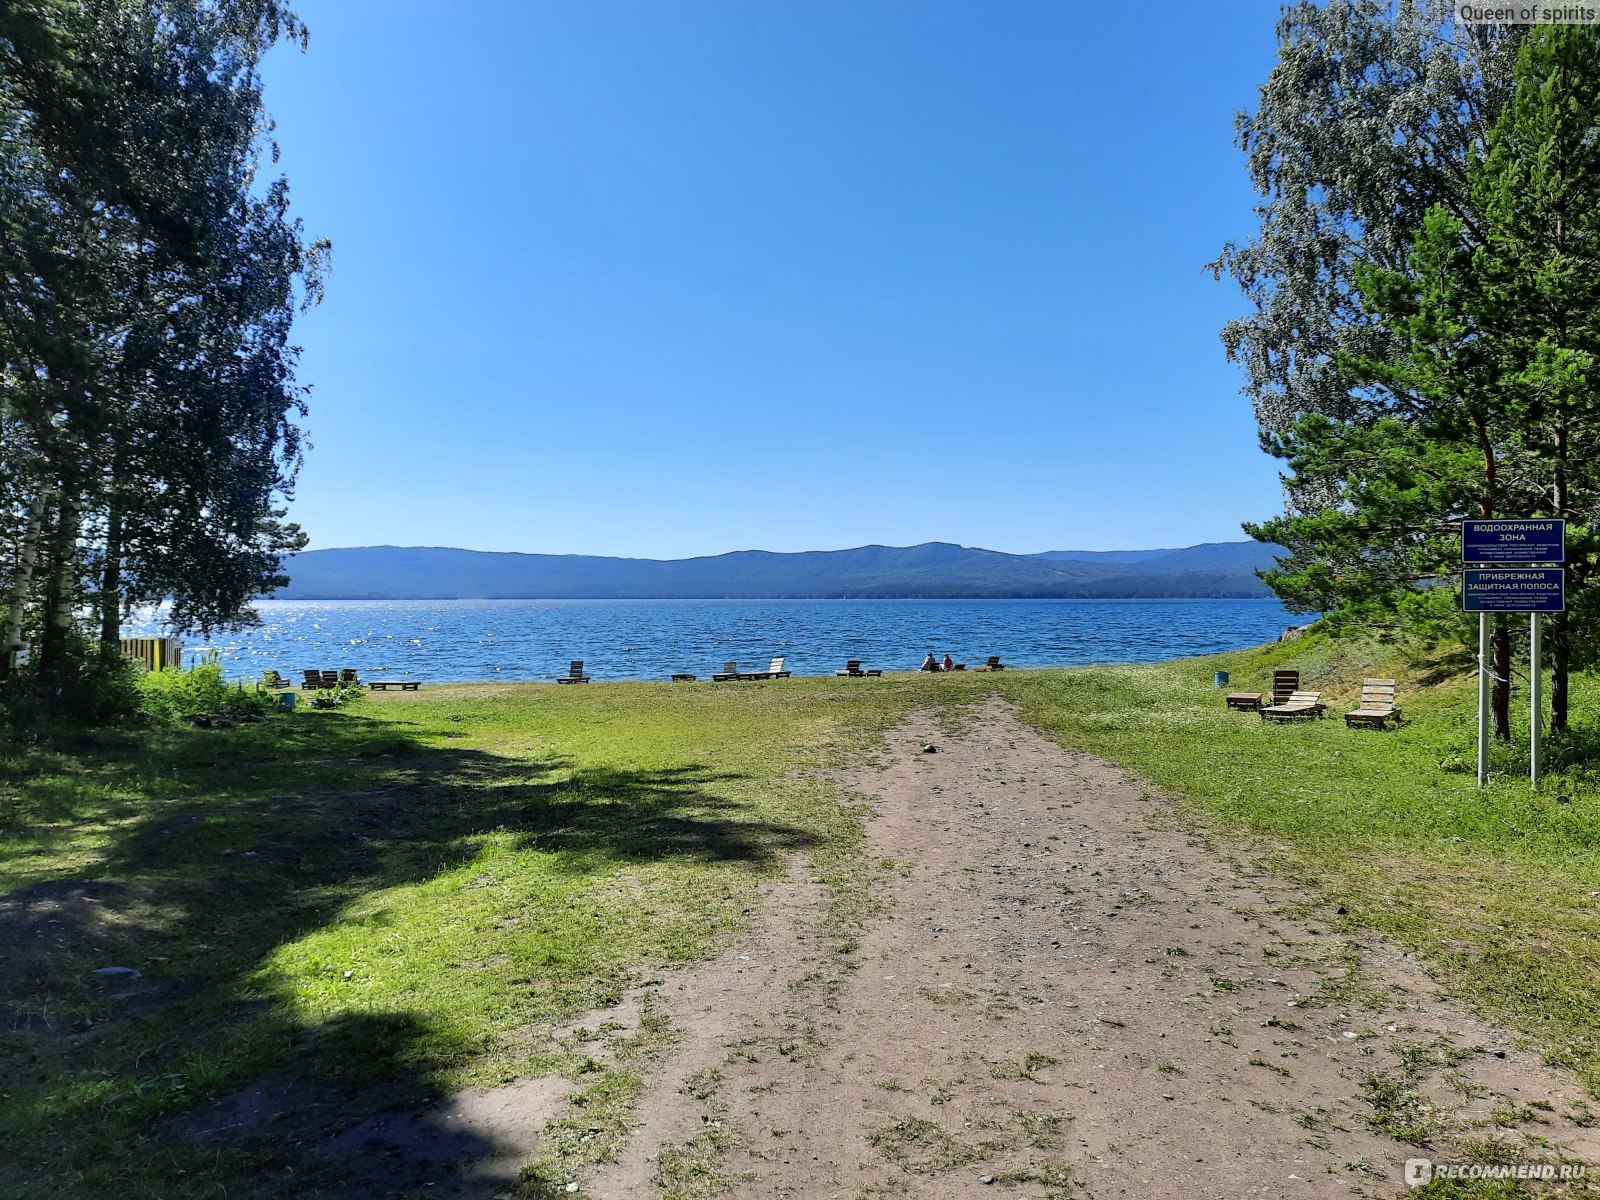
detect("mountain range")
[273,541,1287,600]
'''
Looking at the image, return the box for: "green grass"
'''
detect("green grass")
[5,640,1600,1197]
[0,676,956,1199]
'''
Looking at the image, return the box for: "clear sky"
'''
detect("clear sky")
[260,1,1288,559]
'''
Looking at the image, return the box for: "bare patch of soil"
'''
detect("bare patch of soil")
[178,1073,573,1198]
[0,877,197,1033]
[587,700,1600,1198]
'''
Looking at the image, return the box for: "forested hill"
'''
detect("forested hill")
[274,542,1286,600]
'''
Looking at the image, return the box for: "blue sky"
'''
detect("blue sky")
[261,1,1287,559]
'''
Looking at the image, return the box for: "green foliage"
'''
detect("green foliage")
[1211,0,1525,448]
[0,633,145,731]
[307,682,366,710]
[1243,25,1600,737]
[135,663,274,724]
[0,0,325,708]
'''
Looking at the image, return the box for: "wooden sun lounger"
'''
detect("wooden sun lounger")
[367,679,422,691]
[973,655,1005,672]
[1260,690,1325,722]
[556,660,590,683]
[671,673,697,682]
[262,670,292,690]
[1225,692,1264,711]
[1345,678,1400,729]
[301,669,326,690]
[712,661,742,682]
[1270,670,1300,706]
[836,660,883,677]
[741,656,791,681]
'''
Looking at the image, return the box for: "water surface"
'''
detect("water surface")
[127,598,1293,684]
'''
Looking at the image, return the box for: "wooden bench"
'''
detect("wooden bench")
[671,673,697,682]
[368,680,422,691]
[1225,692,1264,711]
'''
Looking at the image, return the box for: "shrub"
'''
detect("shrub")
[309,682,366,710]
[137,662,275,724]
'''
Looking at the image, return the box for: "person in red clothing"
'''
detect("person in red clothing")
[942,654,954,672]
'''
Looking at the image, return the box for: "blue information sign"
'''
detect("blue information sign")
[1462,568,1565,612]
[1462,519,1565,563]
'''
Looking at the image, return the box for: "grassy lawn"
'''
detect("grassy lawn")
[2,645,1598,1197]
[0,677,950,1199]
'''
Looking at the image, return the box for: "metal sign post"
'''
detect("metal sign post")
[1461,521,1565,788]
[1477,612,1490,786]
[1530,612,1542,786]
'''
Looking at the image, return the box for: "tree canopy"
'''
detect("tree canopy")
[0,0,325,710]
[1224,13,1600,736]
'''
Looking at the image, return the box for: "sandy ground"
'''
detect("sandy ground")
[582,699,1600,1199]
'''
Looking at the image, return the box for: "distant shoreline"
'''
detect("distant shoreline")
[261,594,1284,603]
[276,541,1284,603]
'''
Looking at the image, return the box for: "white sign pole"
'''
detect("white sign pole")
[1478,611,1490,786]
[1530,612,1542,787]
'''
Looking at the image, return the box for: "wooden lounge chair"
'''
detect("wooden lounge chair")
[339,668,361,686]
[712,661,741,682]
[320,669,339,689]
[836,660,883,677]
[556,660,590,684]
[670,673,697,682]
[367,679,422,691]
[974,655,1005,672]
[739,657,791,681]
[1270,670,1300,706]
[262,670,292,690]
[1225,691,1263,711]
[1260,690,1325,722]
[1345,678,1400,729]
[301,669,325,690]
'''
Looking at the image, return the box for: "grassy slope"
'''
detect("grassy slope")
[3,646,1599,1198]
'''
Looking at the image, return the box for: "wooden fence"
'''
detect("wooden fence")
[119,637,184,673]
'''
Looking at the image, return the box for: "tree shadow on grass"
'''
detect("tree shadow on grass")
[0,709,823,1198]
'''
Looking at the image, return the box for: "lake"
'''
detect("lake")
[125,598,1295,684]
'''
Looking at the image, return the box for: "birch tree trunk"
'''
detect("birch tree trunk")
[0,488,50,681]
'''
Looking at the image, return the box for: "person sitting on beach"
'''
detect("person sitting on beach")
[920,652,939,672]
[942,654,954,672]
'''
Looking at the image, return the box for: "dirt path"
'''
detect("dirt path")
[588,699,1599,1199]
